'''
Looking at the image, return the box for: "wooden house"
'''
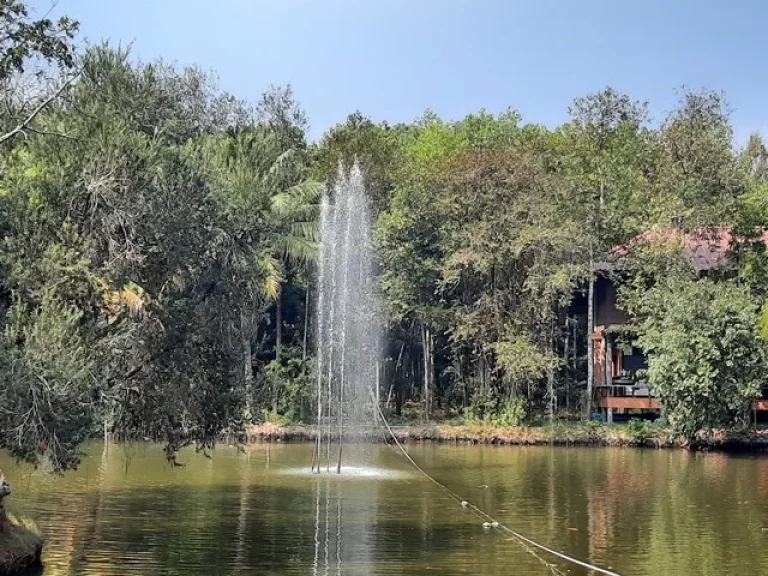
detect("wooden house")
[590,228,768,422]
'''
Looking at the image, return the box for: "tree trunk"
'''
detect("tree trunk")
[302,288,309,361]
[275,291,283,362]
[563,318,571,413]
[572,319,578,369]
[429,330,437,409]
[241,311,253,415]
[423,324,429,421]
[375,361,380,426]
[597,157,605,211]
[548,330,556,424]
[479,349,487,396]
[586,267,595,418]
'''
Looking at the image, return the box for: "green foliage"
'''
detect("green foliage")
[256,353,314,424]
[187,125,321,302]
[626,418,652,445]
[313,112,411,216]
[760,303,768,342]
[630,277,767,440]
[0,37,318,469]
[2,0,768,470]
[0,292,93,470]
[495,398,529,427]
[492,335,559,392]
[0,0,79,80]
[564,87,651,245]
[465,395,528,427]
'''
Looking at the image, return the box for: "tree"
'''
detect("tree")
[252,85,319,366]
[189,125,320,417]
[313,111,413,216]
[0,46,260,468]
[659,89,743,226]
[1,0,79,144]
[628,277,766,440]
[256,84,308,151]
[436,131,584,421]
[376,111,586,420]
[0,292,93,470]
[564,87,650,416]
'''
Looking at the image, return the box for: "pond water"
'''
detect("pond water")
[2,442,768,575]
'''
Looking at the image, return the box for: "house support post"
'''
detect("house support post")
[605,333,613,423]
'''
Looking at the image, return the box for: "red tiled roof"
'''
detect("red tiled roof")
[607,227,768,271]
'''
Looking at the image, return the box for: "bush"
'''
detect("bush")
[629,278,768,441]
[464,395,528,426]
[626,418,650,445]
[495,398,529,426]
[252,350,314,424]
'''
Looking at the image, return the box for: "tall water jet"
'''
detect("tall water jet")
[314,162,381,474]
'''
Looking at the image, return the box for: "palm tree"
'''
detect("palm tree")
[190,127,321,416]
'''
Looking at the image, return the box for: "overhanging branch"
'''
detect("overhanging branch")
[0,70,81,146]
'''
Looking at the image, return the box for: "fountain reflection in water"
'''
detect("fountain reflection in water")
[313,162,382,474]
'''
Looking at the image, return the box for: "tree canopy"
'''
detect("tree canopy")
[2,1,768,469]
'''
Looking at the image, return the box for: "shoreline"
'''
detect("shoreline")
[245,422,768,452]
[0,519,43,576]
[0,471,43,576]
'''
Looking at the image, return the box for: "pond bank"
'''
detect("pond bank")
[0,516,43,576]
[245,422,768,452]
[0,473,43,576]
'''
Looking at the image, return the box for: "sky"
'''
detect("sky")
[34,0,768,144]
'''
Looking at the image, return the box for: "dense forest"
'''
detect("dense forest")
[2,2,768,471]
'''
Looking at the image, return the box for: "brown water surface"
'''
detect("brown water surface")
[2,442,767,575]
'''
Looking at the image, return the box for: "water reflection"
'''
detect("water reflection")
[2,443,768,575]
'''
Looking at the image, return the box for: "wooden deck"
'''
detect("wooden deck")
[597,396,660,410]
[598,395,768,411]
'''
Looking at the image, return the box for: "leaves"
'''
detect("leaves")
[0,291,93,470]
[0,41,320,469]
[0,1,79,81]
[2,0,768,461]
[631,277,767,440]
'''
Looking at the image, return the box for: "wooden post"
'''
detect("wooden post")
[310,435,318,473]
[605,333,613,388]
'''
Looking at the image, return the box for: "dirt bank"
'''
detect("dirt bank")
[245,422,768,452]
[0,473,43,576]
[0,523,42,576]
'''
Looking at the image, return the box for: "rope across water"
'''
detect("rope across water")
[373,400,622,576]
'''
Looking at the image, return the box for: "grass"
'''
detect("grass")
[245,419,768,451]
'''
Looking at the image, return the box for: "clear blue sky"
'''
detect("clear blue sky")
[35,0,768,144]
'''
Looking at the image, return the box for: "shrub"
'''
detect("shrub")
[626,418,650,445]
[464,395,528,426]
[629,278,768,441]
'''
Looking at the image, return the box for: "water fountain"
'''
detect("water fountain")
[313,161,382,474]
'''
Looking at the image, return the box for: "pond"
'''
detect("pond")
[2,441,768,575]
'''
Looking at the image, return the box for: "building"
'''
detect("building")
[590,228,768,422]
